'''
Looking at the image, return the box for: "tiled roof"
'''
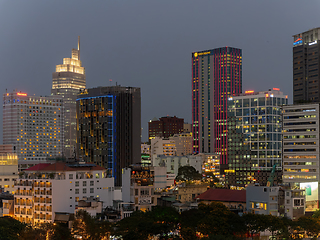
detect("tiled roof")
[196,188,246,203]
[24,162,105,172]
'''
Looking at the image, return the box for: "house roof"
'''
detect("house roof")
[196,188,246,203]
[24,162,105,172]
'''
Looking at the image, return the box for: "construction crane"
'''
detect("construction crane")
[266,164,278,187]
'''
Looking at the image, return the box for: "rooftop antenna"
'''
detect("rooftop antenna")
[78,36,80,60]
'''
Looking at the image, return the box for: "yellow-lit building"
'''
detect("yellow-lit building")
[169,132,193,156]
[51,36,86,158]
[0,152,18,193]
[3,91,64,171]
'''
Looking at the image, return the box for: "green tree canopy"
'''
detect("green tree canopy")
[175,166,202,181]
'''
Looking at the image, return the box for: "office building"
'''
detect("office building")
[227,89,288,187]
[282,103,320,212]
[14,162,114,224]
[51,37,86,158]
[76,86,141,186]
[170,132,193,156]
[150,137,176,157]
[148,116,184,141]
[192,47,242,169]
[3,91,64,170]
[293,27,320,103]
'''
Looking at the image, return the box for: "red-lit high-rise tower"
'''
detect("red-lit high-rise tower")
[192,47,242,170]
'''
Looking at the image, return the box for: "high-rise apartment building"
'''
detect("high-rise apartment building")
[51,37,86,158]
[227,89,288,187]
[192,47,242,169]
[148,116,184,141]
[3,91,64,170]
[76,86,141,186]
[293,27,320,103]
[282,103,320,212]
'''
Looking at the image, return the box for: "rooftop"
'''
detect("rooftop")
[196,188,246,203]
[24,162,105,172]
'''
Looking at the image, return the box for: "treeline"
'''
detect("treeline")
[2,202,320,240]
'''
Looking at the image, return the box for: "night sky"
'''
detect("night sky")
[1,1,320,142]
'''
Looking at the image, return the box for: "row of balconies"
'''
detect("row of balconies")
[15,209,32,215]
[34,190,52,195]
[34,198,52,204]
[14,201,32,206]
[15,191,33,196]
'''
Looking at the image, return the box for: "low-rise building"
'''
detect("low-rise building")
[14,162,114,224]
[151,137,176,157]
[75,197,103,217]
[122,166,156,212]
[0,152,18,194]
[176,184,209,203]
[196,188,246,211]
[246,185,305,219]
[153,155,202,176]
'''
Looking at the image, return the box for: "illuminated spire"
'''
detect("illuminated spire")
[78,36,80,60]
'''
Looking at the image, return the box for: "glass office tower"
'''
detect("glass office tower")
[227,88,288,186]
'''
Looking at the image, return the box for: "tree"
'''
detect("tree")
[242,213,268,240]
[297,216,320,238]
[0,216,26,240]
[72,210,112,240]
[175,166,202,181]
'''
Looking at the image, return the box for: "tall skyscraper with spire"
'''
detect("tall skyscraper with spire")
[51,37,86,158]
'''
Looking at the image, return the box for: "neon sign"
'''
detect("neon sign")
[194,51,211,57]
[273,88,280,91]
[245,90,254,94]
[293,38,302,46]
[309,40,317,46]
[17,93,27,96]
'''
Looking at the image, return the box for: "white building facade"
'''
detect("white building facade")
[282,103,320,211]
[14,162,114,224]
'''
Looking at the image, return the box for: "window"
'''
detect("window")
[83,188,87,194]
[90,188,94,193]
[75,189,79,194]
[83,181,87,187]
[75,197,79,202]
[75,181,79,187]
[69,174,73,179]
[286,200,290,204]
[90,181,94,186]
[135,189,138,196]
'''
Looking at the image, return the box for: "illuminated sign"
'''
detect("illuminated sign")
[293,38,302,46]
[273,88,280,91]
[245,90,254,94]
[17,93,27,96]
[224,170,235,173]
[309,40,318,46]
[194,51,211,57]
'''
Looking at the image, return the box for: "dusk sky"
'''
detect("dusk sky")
[1,1,320,142]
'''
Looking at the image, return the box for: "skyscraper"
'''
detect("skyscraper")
[192,47,242,169]
[76,86,141,186]
[227,88,287,187]
[51,37,86,158]
[3,91,64,170]
[293,27,320,103]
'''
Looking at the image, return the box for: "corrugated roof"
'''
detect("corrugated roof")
[196,188,246,203]
[24,162,105,172]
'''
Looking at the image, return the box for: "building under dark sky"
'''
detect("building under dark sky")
[52,37,86,158]
[293,27,320,103]
[148,116,184,141]
[192,47,242,169]
[76,86,141,186]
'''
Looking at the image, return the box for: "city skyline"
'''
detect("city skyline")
[1,1,320,142]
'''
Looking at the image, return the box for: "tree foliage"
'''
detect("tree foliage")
[175,166,202,181]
